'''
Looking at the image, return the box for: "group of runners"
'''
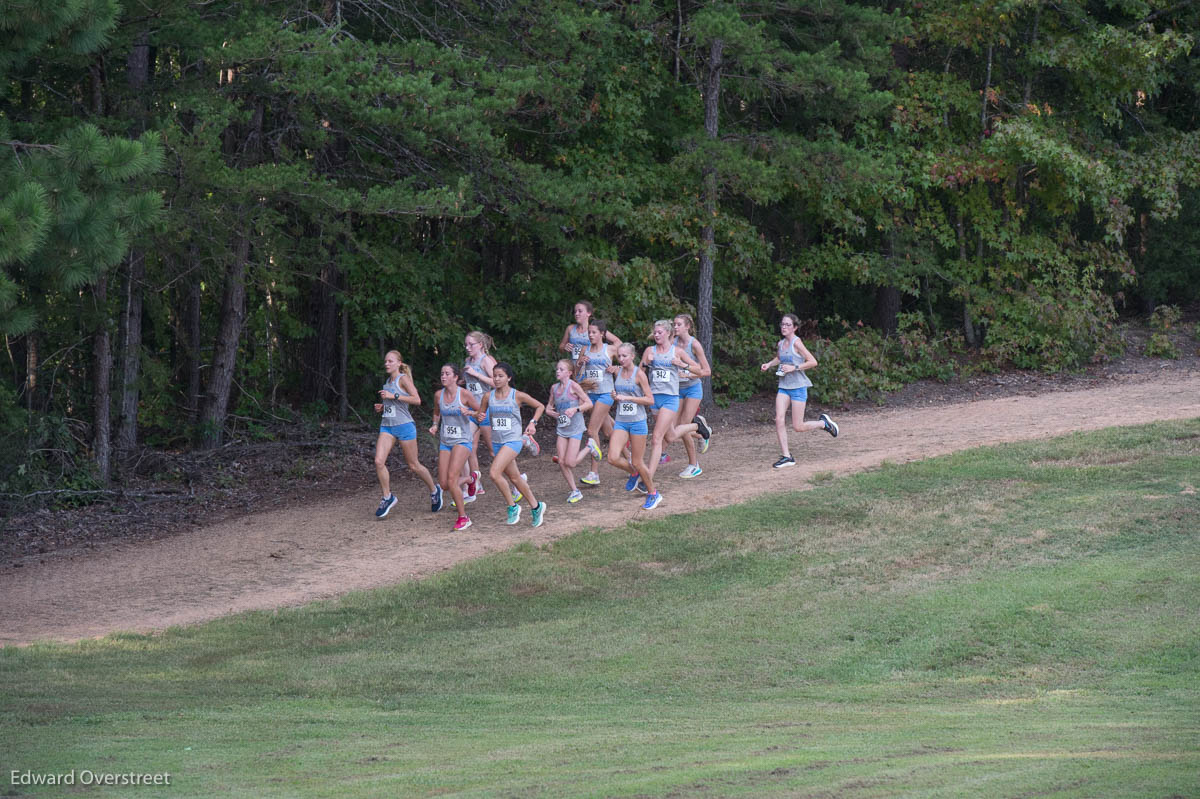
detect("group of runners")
[372,303,839,532]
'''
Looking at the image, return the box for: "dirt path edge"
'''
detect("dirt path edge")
[3,372,1198,646]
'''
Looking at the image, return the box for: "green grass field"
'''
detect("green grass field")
[3,421,1198,798]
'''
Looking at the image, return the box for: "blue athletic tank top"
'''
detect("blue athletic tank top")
[380,377,414,427]
[552,381,586,438]
[487,388,522,444]
[463,353,489,400]
[676,337,700,389]
[778,338,813,389]
[567,325,590,362]
[580,345,614,395]
[438,387,473,447]
[648,344,679,395]
[613,369,647,424]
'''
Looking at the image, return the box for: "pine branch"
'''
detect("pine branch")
[1,141,60,152]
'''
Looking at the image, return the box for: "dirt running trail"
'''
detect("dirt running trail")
[3,372,1198,646]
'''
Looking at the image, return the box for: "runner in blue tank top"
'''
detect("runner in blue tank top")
[372,349,441,519]
[429,364,481,531]
[575,319,622,488]
[639,320,709,509]
[462,330,497,500]
[606,342,659,505]
[474,362,548,527]
[558,300,619,365]
[672,314,714,479]
[546,358,594,504]
[758,313,838,469]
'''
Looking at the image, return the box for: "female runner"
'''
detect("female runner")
[476,362,548,527]
[758,313,839,469]
[545,358,594,503]
[575,319,621,487]
[372,350,441,517]
[429,363,481,530]
[462,330,498,496]
[641,319,711,497]
[672,314,713,479]
[606,342,658,509]
[558,300,619,365]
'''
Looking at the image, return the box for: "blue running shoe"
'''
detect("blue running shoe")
[634,480,648,495]
[642,492,662,511]
[625,473,641,492]
[431,485,443,513]
[506,504,521,525]
[375,494,397,518]
[531,501,547,528]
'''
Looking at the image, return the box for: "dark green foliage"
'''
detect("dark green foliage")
[808,314,959,406]
[1,0,1198,498]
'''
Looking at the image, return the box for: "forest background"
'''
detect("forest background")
[1,0,1198,503]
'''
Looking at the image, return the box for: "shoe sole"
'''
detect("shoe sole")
[567,496,582,504]
[642,497,662,510]
[773,461,796,469]
[819,414,839,438]
[679,469,702,479]
[695,414,710,440]
[454,519,472,531]
[580,478,600,486]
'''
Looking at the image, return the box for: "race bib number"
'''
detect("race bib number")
[557,413,570,427]
[653,368,671,383]
[618,402,636,416]
[442,424,462,439]
[466,380,481,395]
[382,405,396,418]
[571,345,582,359]
[584,368,602,383]
[492,416,512,432]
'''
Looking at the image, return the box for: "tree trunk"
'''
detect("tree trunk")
[304,259,340,405]
[184,270,203,423]
[957,209,977,348]
[198,233,250,449]
[873,230,901,337]
[25,335,36,410]
[338,290,349,421]
[115,250,144,460]
[113,31,152,463]
[1022,3,1041,108]
[697,37,723,409]
[92,276,112,484]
